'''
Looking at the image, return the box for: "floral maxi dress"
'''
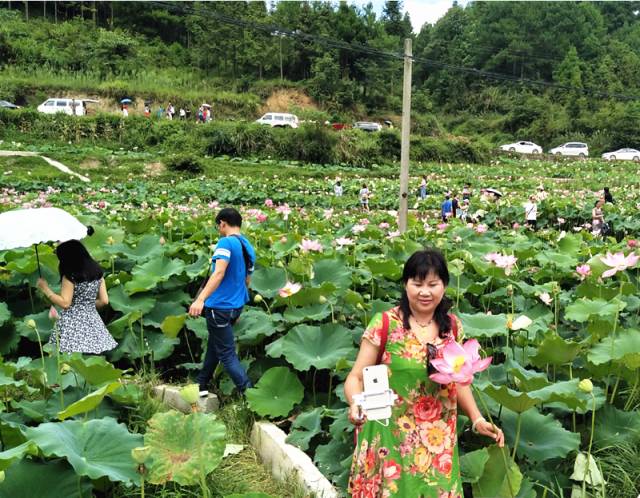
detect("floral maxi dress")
[349,308,465,498]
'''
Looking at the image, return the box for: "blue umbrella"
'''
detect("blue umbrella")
[120,98,132,104]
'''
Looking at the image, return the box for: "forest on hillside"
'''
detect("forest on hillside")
[2,1,640,150]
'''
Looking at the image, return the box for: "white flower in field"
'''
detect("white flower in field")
[335,237,354,247]
[539,292,553,305]
[352,224,366,234]
[558,231,566,241]
[510,315,532,330]
[279,281,302,298]
[387,230,401,239]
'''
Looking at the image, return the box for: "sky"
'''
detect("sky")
[360,0,469,33]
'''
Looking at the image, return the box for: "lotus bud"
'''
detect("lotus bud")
[112,278,121,286]
[356,303,364,310]
[60,363,71,374]
[106,236,115,245]
[164,220,173,228]
[131,446,151,464]
[254,294,263,303]
[48,306,59,321]
[578,379,593,394]
[26,319,36,329]
[318,295,327,304]
[179,384,200,405]
[506,284,513,297]
[159,236,166,245]
[0,470,4,483]
[276,261,284,268]
[363,294,371,300]
[514,376,521,388]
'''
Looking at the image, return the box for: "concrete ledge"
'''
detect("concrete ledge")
[251,421,339,498]
[152,384,219,414]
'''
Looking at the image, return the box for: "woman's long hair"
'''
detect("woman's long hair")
[398,248,452,339]
[56,239,103,283]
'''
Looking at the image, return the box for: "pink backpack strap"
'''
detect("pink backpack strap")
[449,313,458,340]
[376,311,390,364]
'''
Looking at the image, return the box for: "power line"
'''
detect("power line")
[150,1,640,101]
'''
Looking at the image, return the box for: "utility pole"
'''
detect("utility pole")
[398,38,412,233]
[279,35,283,81]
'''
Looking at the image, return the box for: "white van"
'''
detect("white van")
[37,98,98,116]
[255,112,299,128]
[548,142,589,157]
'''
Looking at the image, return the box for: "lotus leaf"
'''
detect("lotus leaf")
[364,258,402,280]
[185,316,209,340]
[25,417,142,484]
[144,301,188,328]
[0,440,38,470]
[235,309,280,345]
[250,267,287,298]
[471,445,522,498]
[160,314,187,338]
[281,323,354,371]
[564,298,623,323]
[588,328,640,369]
[124,256,186,294]
[287,282,337,307]
[0,459,93,498]
[285,406,324,451]
[593,404,640,447]
[314,437,352,478]
[459,312,508,338]
[145,410,226,485]
[460,447,489,483]
[107,310,143,339]
[265,336,285,359]
[481,384,541,413]
[283,303,331,323]
[225,493,276,498]
[67,355,123,385]
[312,258,352,289]
[15,310,52,342]
[111,329,179,361]
[0,303,10,327]
[570,452,605,486]
[57,381,121,420]
[530,333,581,367]
[245,366,303,417]
[109,285,155,314]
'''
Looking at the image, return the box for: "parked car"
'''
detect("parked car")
[354,121,383,132]
[601,148,640,161]
[0,100,20,109]
[255,112,299,128]
[549,142,589,157]
[37,98,99,116]
[499,141,542,154]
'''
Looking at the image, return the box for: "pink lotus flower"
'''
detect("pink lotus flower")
[255,213,267,223]
[264,198,274,208]
[437,223,448,232]
[539,292,553,305]
[428,339,492,386]
[484,252,499,263]
[335,237,354,247]
[276,203,292,219]
[475,224,488,234]
[351,224,366,234]
[278,281,302,298]
[485,252,517,275]
[512,222,521,229]
[387,230,401,239]
[49,306,59,321]
[576,264,591,280]
[627,239,638,248]
[300,239,322,252]
[601,251,640,277]
[379,222,390,229]
[323,209,333,220]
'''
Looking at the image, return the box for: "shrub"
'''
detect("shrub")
[165,153,204,174]
[377,130,401,161]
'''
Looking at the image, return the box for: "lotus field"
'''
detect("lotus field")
[0,156,639,498]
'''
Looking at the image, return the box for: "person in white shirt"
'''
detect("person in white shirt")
[524,195,538,230]
[359,184,370,212]
[334,180,343,197]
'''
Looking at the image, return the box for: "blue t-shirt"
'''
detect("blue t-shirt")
[204,235,256,310]
[441,199,452,217]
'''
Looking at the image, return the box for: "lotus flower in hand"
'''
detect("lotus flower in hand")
[428,339,492,386]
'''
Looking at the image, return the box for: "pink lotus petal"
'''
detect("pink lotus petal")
[601,268,618,278]
[429,372,457,384]
[471,357,493,373]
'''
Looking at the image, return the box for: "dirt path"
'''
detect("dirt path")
[0,150,90,182]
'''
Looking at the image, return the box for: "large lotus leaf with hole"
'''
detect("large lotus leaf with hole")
[67,355,123,385]
[564,298,624,323]
[145,410,226,485]
[281,323,354,371]
[57,381,121,420]
[460,447,490,484]
[312,258,352,289]
[0,459,93,498]
[593,404,640,447]
[234,308,280,345]
[250,267,287,298]
[458,312,508,338]
[0,303,10,327]
[26,417,142,484]
[530,333,581,367]
[285,407,324,451]
[501,407,580,462]
[588,328,640,369]
[108,285,155,314]
[124,256,186,294]
[0,440,38,470]
[472,445,522,498]
[246,367,303,418]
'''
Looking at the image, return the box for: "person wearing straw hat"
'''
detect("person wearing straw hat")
[37,240,116,354]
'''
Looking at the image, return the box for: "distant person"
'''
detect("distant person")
[166,103,175,120]
[143,105,151,118]
[157,106,164,119]
[197,106,204,123]
[462,183,471,200]
[603,187,614,204]
[419,175,427,200]
[524,195,538,230]
[359,184,370,212]
[452,192,460,218]
[37,240,117,354]
[334,180,343,197]
[592,198,605,236]
[536,185,548,201]
[188,208,256,396]
[459,198,470,222]
[179,107,186,120]
[121,104,128,118]
[441,194,453,222]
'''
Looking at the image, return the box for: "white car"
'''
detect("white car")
[255,112,299,128]
[549,142,589,157]
[499,141,542,154]
[37,98,99,116]
[601,148,640,161]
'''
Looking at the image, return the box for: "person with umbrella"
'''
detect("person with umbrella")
[37,240,117,354]
[120,98,132,118]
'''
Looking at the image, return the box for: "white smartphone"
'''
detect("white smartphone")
[361,365,393,421]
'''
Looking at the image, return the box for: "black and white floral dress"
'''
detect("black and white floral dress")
[49,279,117,354]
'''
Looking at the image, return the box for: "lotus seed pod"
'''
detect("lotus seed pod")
[180,384,200,405]
[578,379,593,394]
[254,294,263,303]
[26,319,36,329]
[131,446,151,464]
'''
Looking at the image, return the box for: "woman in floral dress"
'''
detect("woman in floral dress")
[345,249,504,497]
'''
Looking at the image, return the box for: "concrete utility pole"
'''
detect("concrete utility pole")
[398,38,413,233]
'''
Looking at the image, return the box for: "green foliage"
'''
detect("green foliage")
[165,153,204,175]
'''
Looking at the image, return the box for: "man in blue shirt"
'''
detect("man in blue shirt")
[188,207,256,395]
[441,194,453,222]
